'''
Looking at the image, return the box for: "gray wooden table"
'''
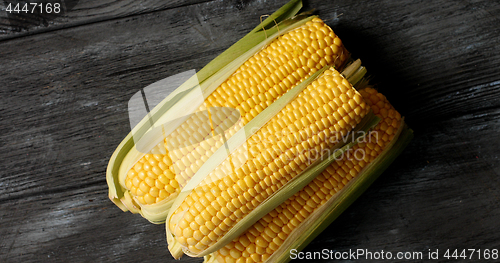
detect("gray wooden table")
[1,0,499,262]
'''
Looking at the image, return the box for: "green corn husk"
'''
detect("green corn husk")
[106,0,329,223]
[166,62,381,258]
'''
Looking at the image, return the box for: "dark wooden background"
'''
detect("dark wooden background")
[1,0,499,262]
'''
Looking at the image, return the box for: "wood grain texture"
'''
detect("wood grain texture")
[1,0,499,262]
[0,0,211,40]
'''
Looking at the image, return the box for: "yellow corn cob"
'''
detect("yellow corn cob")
[167,68,370,256]
[123,18,349,207]
[210,87,401,263]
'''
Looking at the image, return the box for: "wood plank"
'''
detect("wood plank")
[0,185,198,262]
[1,0,500,262]
[0,0,211,40]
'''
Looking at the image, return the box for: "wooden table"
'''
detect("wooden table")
[1,0,499,262]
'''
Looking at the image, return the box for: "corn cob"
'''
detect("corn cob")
[109,14,350,223]
[205,87,403,263]
[166,66,374,258]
